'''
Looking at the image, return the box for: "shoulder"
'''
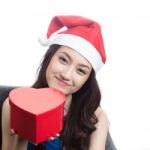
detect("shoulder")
[94,106,110,135]
[2,97,10,122]
[95,106,109,126]
[2,97,11,126]
[2,97,10,109]
[2,97,14,138]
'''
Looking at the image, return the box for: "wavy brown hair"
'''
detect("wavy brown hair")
[32,45,101,150]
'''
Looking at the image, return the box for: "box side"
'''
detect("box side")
[36,103,64,143]
[10,102,36,143]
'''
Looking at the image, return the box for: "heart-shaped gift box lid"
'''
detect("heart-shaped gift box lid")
[9,87,66,115]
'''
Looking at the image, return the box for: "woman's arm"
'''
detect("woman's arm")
[89,107,109,150]
[1,98,27,150]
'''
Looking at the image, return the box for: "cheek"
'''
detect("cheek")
[46,63,54,80]
[46,63,51,73]
[46,61,63,79]
[46,60,57,74]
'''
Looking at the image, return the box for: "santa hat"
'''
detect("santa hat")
[39,15,106,73]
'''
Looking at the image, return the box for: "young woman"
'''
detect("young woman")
[2,16,109,150]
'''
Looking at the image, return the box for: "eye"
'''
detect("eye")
[77,68,86,75]
[59,56,68,64]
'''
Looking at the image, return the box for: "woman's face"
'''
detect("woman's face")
[46,46,92,96]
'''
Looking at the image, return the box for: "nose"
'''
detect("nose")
[60,67,73,81]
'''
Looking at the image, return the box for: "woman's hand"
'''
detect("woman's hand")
[10,128,15,135]
[31,133,60,145]
[48,133,60,140]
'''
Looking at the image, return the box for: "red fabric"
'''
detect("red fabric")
[46,16,94,38]
[46,15,106,63]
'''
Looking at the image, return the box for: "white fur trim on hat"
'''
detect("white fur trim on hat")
[47,34,104,73]
[38,35,51,46]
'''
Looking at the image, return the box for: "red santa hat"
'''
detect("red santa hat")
[39,15,106,73]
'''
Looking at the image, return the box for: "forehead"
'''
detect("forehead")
[56,46,92,66]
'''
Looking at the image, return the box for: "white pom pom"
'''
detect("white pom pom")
[38,35,50,46]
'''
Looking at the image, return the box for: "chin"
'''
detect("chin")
[51,85,67,94]
[48,83,72,95]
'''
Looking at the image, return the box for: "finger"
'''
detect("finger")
[49,137,55,140]
[56,133,60,137]
[10,129,15,134]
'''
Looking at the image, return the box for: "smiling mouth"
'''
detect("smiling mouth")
[55,77,70,87]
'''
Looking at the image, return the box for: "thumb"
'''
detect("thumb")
[10,129,15,134]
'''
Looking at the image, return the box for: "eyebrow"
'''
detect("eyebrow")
[59,51,91,70]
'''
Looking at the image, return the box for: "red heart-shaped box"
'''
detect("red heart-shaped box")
[9,87,65,144]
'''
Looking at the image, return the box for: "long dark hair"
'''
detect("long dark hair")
[32,45,101,150]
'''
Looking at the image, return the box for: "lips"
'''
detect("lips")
[55,76,70,87]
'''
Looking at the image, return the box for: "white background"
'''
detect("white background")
[0,0,150,149]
